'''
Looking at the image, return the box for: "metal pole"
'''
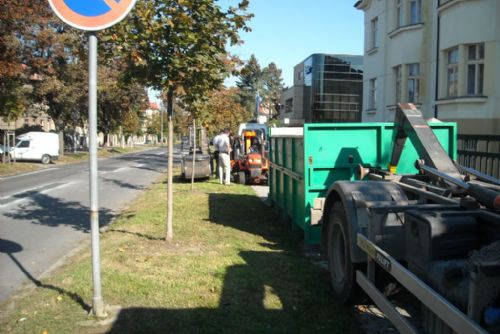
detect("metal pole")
[88,33,105,317]
[255,91,260,120]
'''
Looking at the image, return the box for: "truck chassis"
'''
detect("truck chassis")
[316,104,500,333]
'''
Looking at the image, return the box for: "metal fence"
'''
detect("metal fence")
[457,134,500,179]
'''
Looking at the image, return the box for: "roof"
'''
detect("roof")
[148,102,159,110]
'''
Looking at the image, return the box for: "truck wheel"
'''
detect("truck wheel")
[41,154,51,164]
[327,201,362,304]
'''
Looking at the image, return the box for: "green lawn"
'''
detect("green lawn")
[0,176,362,334]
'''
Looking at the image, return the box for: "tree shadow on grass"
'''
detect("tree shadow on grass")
[106,191,360,333]
[106,229,164,241]
[107,250,358,334]
[0,239,91,312]
[4,193,114,233]
[207,193,288,245]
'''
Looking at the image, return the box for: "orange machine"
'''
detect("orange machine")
[232,128,268,184]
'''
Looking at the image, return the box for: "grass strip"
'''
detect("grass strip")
[0,177,362,334]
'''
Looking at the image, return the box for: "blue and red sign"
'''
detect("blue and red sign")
[48,0,137,31]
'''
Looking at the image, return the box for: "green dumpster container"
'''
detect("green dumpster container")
[268,122,457,244]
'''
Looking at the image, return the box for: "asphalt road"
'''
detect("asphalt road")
[0,147,180,302]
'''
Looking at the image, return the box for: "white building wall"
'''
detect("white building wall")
[357,0,500,135]
[436,0,500,135]
[360,0,387,122]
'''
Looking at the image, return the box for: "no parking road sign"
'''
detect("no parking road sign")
[48,0,137,31]
[47,0,138,318]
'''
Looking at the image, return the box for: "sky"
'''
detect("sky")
[150,1,365,102]
[221,0,365,87]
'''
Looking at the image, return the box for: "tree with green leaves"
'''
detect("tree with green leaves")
[97,62,147,146]
[236,55,284,119]
[0,2,50,125]
[262,62,284,119]
[236,54,263,117]
[1,1,89,154]
[122,109,142,143]
[110,0,252,242]
[194,87,251,136]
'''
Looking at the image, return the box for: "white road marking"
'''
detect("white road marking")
[101,167,130,174]
[0,182,74,208]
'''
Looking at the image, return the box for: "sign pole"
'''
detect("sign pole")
[48,0,137,318]
[255,91,260,120]
[88,32,105,317]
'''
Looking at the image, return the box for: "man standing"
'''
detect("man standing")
[217,128,231,185]
[212,130,223,177]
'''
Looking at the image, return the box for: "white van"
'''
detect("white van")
[5,132,59,164]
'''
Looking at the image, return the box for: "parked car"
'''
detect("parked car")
[0,132,59,164]
[181,147,211,180]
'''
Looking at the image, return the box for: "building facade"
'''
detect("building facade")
[279,54,363,125]
[0,106,55,132]
[356,0,500,135]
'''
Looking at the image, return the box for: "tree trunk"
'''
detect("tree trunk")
[58,131,64,157]
[103,132,109,147]
[166,88,174,243]
[191,118,196,191]
[160,110,164,146]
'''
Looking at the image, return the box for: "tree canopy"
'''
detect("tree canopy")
[110,0,253,113]
[194,87,251,136]
[236,55,284,119]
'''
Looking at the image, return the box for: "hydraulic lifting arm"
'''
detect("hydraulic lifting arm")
[389,103,500,210]
[389,103,462,179]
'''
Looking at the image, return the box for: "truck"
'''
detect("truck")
[268,104,500,334]
[1,132,59,164]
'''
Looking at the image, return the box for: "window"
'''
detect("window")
[371,17,379,48]
[394,66,402,103]
[446,48,459,97]
[369,78,377,109]
[410,0,422,24]
[16,140,30,148]
[466,43,484,95]
[285,98,293,113]
[396,0,404,27]
[407,63,420,103]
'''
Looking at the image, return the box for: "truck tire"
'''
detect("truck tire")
[327,201,362,304]
[41,154,51,164]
